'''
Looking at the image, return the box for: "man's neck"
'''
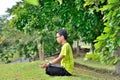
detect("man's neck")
[61,40,67,45]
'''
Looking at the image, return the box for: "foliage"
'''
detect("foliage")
[0,15,39,63]
[10,1,103,41]
[0,15,8,29]
[85,52,100,61]
[26,0,39,6]
[84,0,120,64]
[8,1,59,58]
[0,15,15,63]
[73,0,104,43]
[1,0,105,63]
[0,26,24,63]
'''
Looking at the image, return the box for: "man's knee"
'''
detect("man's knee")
[45,64,71,76]
[45,65,62,76]
[46,66,51,75]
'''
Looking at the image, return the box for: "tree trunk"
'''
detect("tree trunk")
[72,40,80,57]
[90,42,95,53]
[115,47,120,74]
[115,61,120,75]
[76,40,80,55]
[39,41,44,60]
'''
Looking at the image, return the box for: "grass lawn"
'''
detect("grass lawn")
[0,58,119,80]
[75,58,120,80]
[75,58,115,72]
[0,61,94,80]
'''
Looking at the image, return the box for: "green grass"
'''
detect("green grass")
[75,58,115,72]
[0,61,94,80]
[0,59,119,80]
[74,58,120,80]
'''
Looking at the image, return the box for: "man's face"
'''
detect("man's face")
[56,33,62,44]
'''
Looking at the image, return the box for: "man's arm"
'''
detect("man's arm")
[40,54,64,68]
[50,54,64,64]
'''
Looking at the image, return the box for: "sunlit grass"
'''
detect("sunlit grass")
[0,58,118,80]
[74,58,120,80]
[75,58,115,71]
[0,61,42,80]
[0,61,94,80]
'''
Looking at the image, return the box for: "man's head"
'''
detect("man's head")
[56,29,68,44]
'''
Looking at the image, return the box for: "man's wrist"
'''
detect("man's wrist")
[48,62,52,66]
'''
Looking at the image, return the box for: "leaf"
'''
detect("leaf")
[0,36,6,44]
[117,38,120,46]
[95,33,108,41]
[107,0,119,4]
[94,42,102,49]
[103,27,111,33]
[100,5,112,11]
[26,0,39,6]
[84,0,94,7]
[57,0,62,5]
[100,0,106,4]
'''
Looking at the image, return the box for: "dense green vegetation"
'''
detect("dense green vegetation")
[0,0,120,64]
[84,0,120,64]
[1,0,105,63]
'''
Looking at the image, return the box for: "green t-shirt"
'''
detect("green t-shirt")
[60,42,74,74]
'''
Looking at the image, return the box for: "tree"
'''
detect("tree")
[71,0,104,52]
[6,0,105,62]
[8,1,60,60]
[84,0,120,64]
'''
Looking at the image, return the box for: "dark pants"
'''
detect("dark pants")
[46,64,71,76]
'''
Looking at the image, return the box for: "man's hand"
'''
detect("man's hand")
[40,63,49,68]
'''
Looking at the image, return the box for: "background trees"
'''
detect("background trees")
[7,0,104,59]
[0,15,20,63]
[1,0,119,64]
[84,0,120,64]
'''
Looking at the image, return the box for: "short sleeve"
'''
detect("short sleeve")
[60,45,67,56]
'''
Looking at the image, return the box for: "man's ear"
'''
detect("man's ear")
[61,35,64,39]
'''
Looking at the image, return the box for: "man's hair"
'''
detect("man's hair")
[57,29,68,40]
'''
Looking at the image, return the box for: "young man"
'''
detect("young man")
[41,29,74,76]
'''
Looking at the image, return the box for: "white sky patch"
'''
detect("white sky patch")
[0,0,21,15]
